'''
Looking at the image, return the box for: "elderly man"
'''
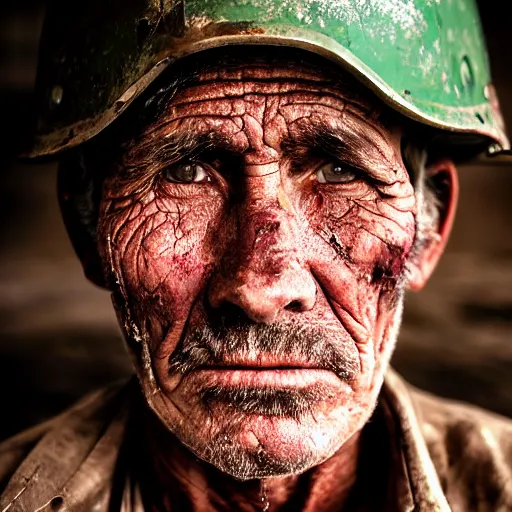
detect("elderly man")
[1,0,511,510]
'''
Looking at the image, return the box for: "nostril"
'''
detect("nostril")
[206,300,255,328]
[285,300,303,312]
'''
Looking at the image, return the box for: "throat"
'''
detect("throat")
[134,403,363,512]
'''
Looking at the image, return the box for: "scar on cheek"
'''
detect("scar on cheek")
[318,227,354,263]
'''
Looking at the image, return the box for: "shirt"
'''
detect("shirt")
[1,369,511,511]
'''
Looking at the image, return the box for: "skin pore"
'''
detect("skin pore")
[83,51,452,511]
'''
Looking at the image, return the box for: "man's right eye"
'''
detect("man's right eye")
[163,163,211,183]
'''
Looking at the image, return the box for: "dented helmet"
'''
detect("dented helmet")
[28,0,509,157]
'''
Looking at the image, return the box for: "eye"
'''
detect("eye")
[163,163,210,183]
[316,162,360,184]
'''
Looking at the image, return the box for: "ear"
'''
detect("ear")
[57,158,109,290]
[407,158,459,291]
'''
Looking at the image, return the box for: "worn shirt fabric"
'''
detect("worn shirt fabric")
[0,369,511,512]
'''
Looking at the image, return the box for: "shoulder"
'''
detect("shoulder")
[407,381,512,511]
[0,379,133,501]
[0,419,52,491]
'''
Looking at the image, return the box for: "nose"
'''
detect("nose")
[208,208,317,324]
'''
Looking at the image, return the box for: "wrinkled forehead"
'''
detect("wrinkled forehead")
[135,46,392,130]
[172,46,374,97]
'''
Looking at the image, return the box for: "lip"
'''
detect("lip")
[190,367,345,389]
[200,352,329,369]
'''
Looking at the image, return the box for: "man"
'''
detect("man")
[1,0,511,510]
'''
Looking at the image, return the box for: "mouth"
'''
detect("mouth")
[192,366,345,389]
[178,364,347,419]
[167,321,360,386]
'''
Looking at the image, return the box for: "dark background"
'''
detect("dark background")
[0,1,511,441]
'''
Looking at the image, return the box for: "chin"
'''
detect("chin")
[157,394,368,480]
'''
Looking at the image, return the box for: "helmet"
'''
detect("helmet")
[28,0,509,158]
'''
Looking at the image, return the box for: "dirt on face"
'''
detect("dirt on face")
[97,56,418,479]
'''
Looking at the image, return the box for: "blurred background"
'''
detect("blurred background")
[0,1,511,441]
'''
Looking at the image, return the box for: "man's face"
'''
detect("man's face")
[97,54,417,479]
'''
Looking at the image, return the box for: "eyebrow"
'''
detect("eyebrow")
[118,129,240,182]
[283,120,397,178]
[136,130,239,164]
[122,116,398,183]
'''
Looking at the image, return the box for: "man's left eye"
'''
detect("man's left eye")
[163,163,210,183]
[316,163,360,184]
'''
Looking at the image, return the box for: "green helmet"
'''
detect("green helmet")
[28,0,509,158]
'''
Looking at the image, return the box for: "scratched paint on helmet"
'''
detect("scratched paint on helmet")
[185,0,486,108]
[27,0,508,157]
[183,0,508,149]
[188,0,427,42]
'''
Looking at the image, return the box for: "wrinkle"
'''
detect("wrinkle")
[343,218,412,251]
[243,167,280,178]
[281,93,349,109]
[353,199,413,232]
[373,191,416,212]
[310,268,369,344]
[324,202,355,222]
[375,180,415,198]
[173,83,347,104]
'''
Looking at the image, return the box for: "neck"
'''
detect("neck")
[140,408,362,512]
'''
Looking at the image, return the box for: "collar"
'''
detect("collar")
[381,369,451,512]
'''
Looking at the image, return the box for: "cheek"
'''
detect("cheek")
[98,187,227,340]
[300,183,416,348]
[306,183,416,281]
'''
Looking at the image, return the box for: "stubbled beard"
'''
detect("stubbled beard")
[200,384,337,420]
[168,321,360,420]
[203,423,323,480]
[129,304,407,481]
[131,294,405,480]
[169,322,360,381]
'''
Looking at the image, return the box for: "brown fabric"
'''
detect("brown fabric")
[1,370,511,511]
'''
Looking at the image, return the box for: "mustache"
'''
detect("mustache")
[168,321,360,383]
[199,385,337,420]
